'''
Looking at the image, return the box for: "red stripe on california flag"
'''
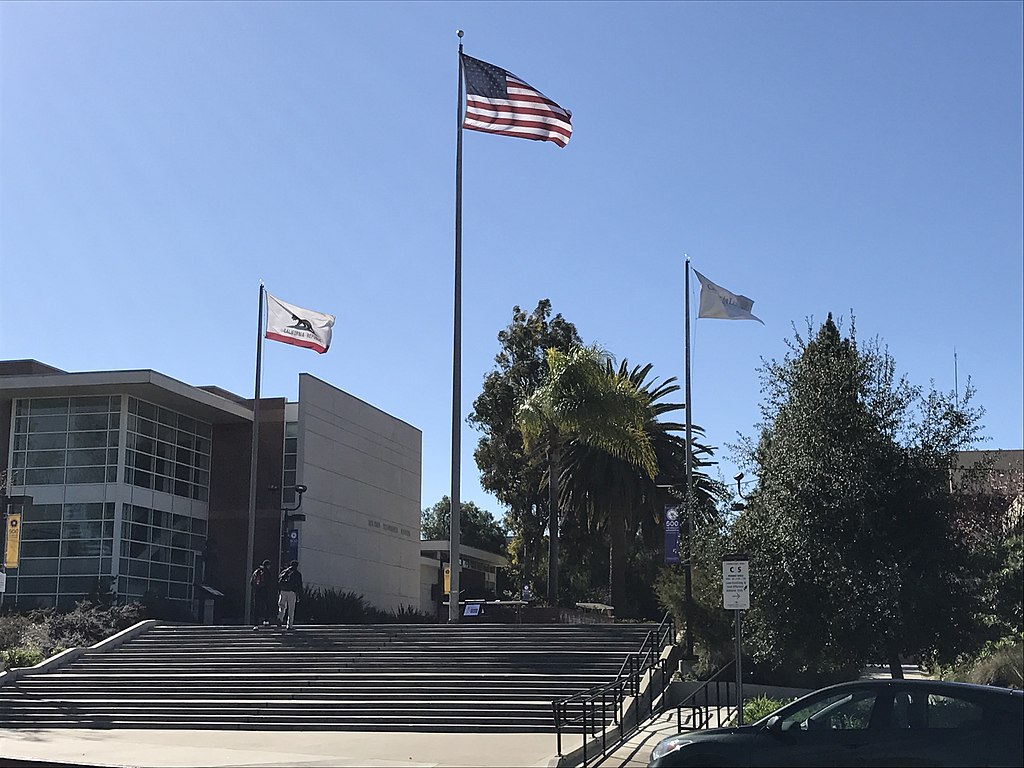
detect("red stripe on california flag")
[265,332,328,354]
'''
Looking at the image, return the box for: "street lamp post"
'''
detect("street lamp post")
[270,484,307,570]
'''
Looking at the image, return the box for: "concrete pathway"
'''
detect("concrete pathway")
[0,728,578,768]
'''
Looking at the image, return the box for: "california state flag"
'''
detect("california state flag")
[265,292,335,354]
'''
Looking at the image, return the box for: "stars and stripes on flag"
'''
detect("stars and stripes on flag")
[461,53,572,147]
[694,271,764,324]
[265,292,336,354]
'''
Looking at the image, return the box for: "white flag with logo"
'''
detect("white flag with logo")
[265,292,335,354]
[694,271,764,324]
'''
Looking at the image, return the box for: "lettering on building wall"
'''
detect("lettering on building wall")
[367,518,412,537]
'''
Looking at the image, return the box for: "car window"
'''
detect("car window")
[779,690,879,731]
[926,694,984,729]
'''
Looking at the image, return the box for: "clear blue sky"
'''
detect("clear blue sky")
[2,1,1022,517]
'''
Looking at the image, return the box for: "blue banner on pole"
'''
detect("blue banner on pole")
[287,528,299,563]
[664,503,681,564]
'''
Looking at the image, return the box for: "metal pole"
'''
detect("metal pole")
[683,256,695,660]
[244,283,265,626]
[735,609,743,725]
[449,32,465,622]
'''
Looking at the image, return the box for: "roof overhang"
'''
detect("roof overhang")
[0,370,253,425]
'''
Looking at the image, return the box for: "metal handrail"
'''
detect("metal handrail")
[672,659,737,731]
[552,613,676,765]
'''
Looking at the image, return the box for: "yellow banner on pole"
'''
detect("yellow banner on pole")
[5,514,21,569]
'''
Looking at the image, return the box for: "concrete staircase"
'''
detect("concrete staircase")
[0,623,657,732]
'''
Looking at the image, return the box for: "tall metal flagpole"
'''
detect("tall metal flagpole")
[683,256,695,661]
[244,282,265,626]
[449,31,465,623]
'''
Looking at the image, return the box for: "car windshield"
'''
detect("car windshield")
[758,689,879,731]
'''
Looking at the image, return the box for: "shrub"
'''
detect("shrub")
[295,586,436,624]
[1,645,44,670]
[941,638,1023,689]
[728,694,795,725]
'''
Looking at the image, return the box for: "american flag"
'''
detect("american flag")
[461,54,572,148]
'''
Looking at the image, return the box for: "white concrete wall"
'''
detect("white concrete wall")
[295,374,421,612]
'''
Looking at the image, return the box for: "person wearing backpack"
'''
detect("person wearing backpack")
[277,560,302,630]
[250,559,273,630]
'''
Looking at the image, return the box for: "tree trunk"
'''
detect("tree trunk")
[609,506,629,616]
[547,442,560,606]
[888,653,905,679]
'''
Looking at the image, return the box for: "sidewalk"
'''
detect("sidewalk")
[0,728,573,768]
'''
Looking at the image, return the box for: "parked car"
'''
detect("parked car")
[649,679,1023,767]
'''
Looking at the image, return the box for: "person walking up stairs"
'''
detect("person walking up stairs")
[277,560,302,630]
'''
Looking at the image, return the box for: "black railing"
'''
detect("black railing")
[552,613,675,765]
[671,659,737,732]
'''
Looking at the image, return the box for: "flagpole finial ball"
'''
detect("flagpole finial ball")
[457,29,464,38]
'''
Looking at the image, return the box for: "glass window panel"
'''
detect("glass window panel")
[100,539,112,556]
[191,518,207,535]
[105,466,117,483]
[168,582,188,599]
[171,532,190,549]
[196,453,210,471]
[127,523,148,542]
[153,476,173,494]
[158,425,176,444]
[195,436,211,455]
[16,595,56,609]
[26,451,66,468]
[194,470,209,488]
[155,441,174,461]
[14,416,29,433]
[171,514,189,532]
[28,432,67,450]
[137,401,156,420]
[286,423,298,438]
[69,413,107,431]
[28,414,69,433]
[66,467,105,484]
[284,454,297,471]
[170,548,190,565]
[196,422,212,439]
[133,471,152,489]
[177,431,195,451]
[25,468,64,485]
[175,446,193,465]
[13,434,28,450]
[12,452,26,468]
[101,557,112,575]
[108,412,120,430]
[128,541,147,558]
[64,504,104,521]
[20,522,61,540]
[150,563,169,580]
[137,418,157,437]
[128,398,139,414]
[174,463,191,481]
[135,454,154,473]
[102,520,114,538]
[30,399,69,416]
[128,507,148,524]
[120,541,130,556]
[25,505,62,522]
[174,480,190,498]
[152,510,165,528]
[104,503,115,519]
[126,578,148,596]
[61,558,101,575]
[70,397,110,413]
[66,449,108,467]
[16,576,58,593]
[59,576,100,594]
[119,557,129,573]
[107,447,118,464]
[135,436,154,455]
[153,458,171,476]
[62,539,103,557]
[127,416,138,436]
[190,533,205,550]
[157,408,175,427]
[168,565,189,583]
[147,580,169,597]
[68,431,107,449]
[128,559,148,576]
[15,400,29,417]
[15,558,59,576]
[195,486,208,502]
[178,415,196,435]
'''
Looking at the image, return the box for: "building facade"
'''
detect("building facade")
[0,360,421,619]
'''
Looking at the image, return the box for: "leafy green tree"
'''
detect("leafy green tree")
[518,345,657,605]
[559,359,723,615]
[421,496,508,556]
[469,300,582,599]
[731,315,986,683]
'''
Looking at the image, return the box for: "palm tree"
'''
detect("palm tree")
[559,360,723,615]
[517,345,656,605]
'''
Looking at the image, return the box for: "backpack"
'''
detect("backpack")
[250,568,264,587]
